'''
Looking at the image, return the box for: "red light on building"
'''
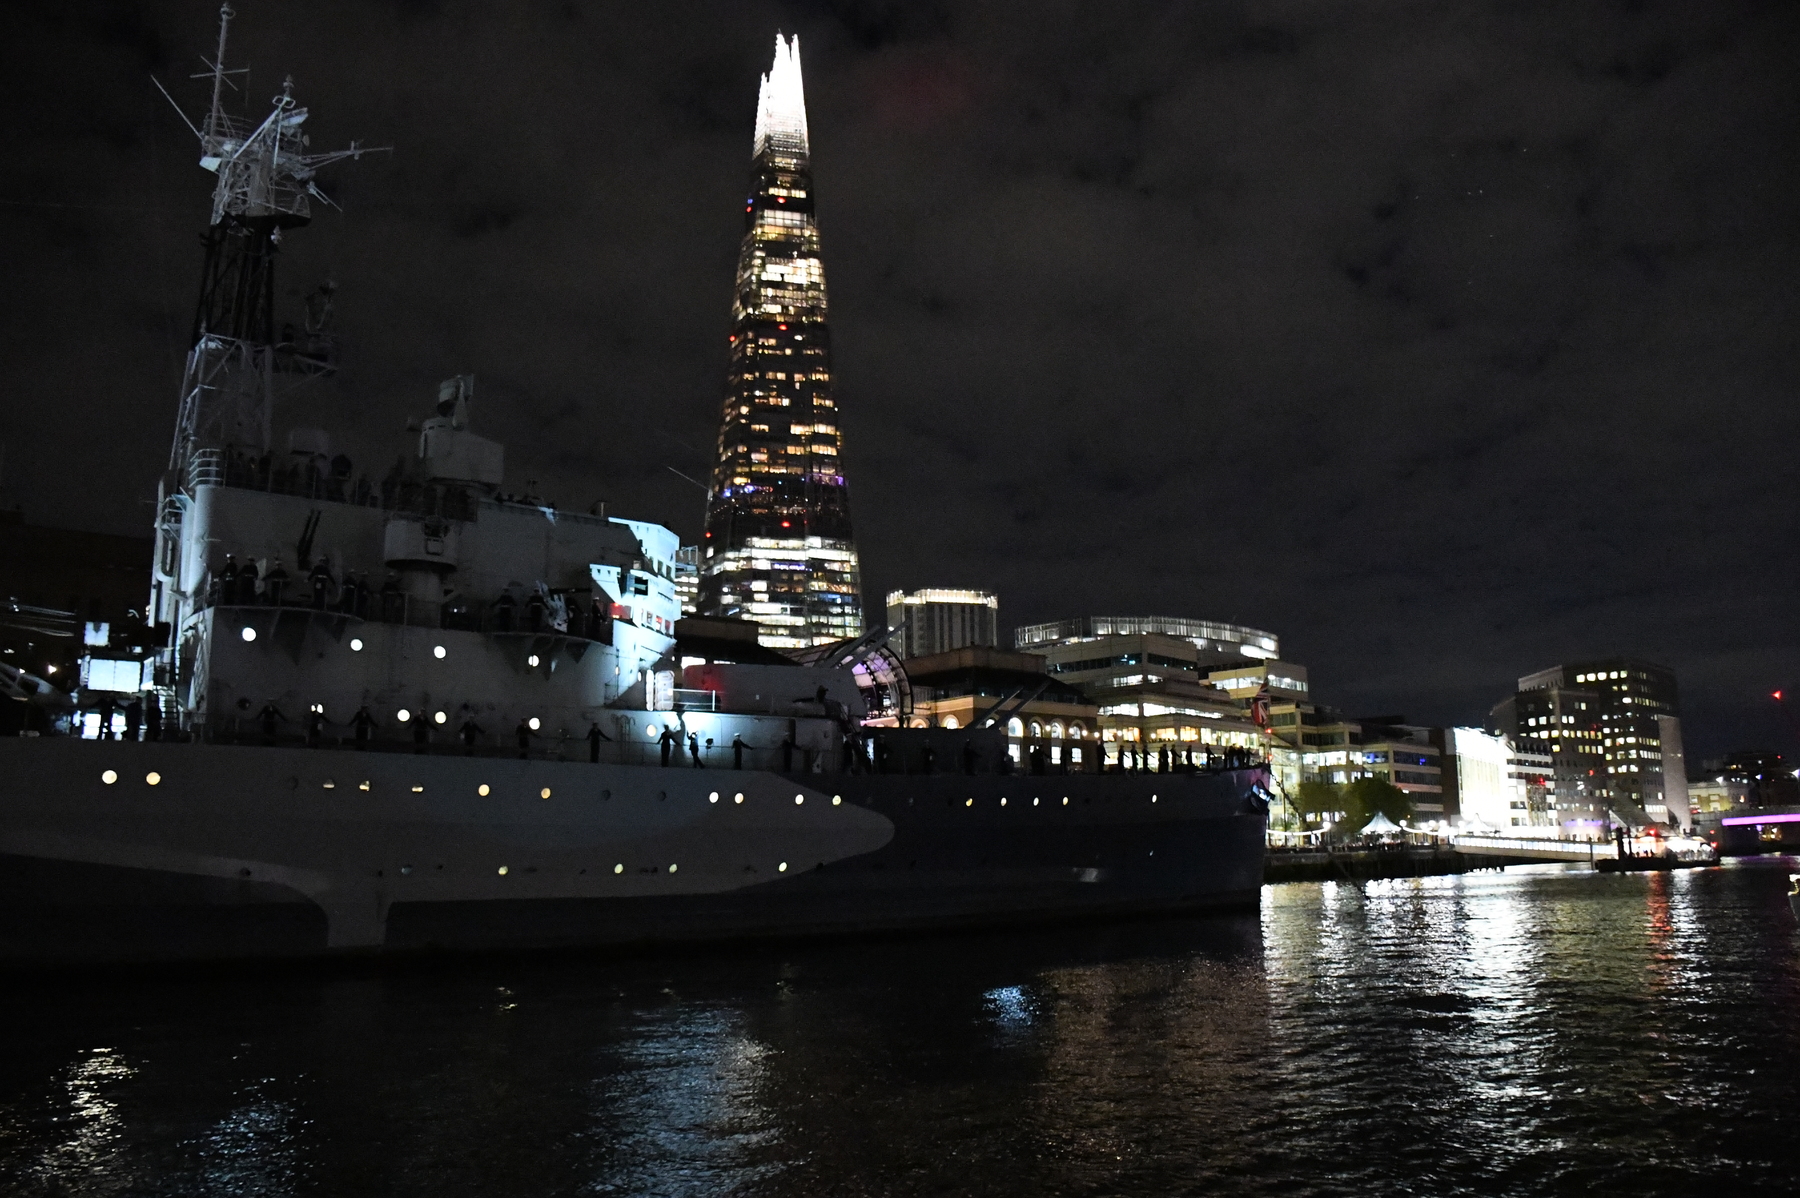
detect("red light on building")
[1776,690,1786,702]
[781,520,791,528]
[777,323,787,330]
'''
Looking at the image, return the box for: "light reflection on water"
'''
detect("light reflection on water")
[0,863,1796,1197]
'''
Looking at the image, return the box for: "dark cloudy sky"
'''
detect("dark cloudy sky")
[3,1,1797,758]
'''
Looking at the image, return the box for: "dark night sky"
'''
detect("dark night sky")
[3,1,1797,759]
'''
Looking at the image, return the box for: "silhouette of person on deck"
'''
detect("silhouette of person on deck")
[459,716,484,755]
[350,705,377,749]
[256,701,287,746]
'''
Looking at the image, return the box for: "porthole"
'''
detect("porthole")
[734,792,744,804]
[794,793,804,805]
[497,865,509,876]
[1062,797,1069,805]
[709,791,720,803]
[396,709,411,723]
[1000,797,1007,807]
[528,717,541,731]
[1033,797,1039,806]
[434,711,446,724]
[668,863,678,873]
[540,787,552,799]
[145,772,161,786]
[240,626,256,642]
[527,654,540,667]
[101,770,117,785]
[411,785,424,793]
[644,723,657,737]
[965,798,973,807]
[478,783,490,796]
[349,638,363,651]
[433,645,446,659]
[778,862,788,872]
[613,863,624,874]
[831,795,841,806]
[1151,794,1158,803]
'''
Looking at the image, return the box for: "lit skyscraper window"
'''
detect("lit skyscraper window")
[699,34,864,650]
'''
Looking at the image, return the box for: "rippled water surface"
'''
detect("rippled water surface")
[4,862,1799,1197]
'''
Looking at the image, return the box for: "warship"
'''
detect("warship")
[0,9,1268,964]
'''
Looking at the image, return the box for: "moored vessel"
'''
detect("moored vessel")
[0,10,1267,965]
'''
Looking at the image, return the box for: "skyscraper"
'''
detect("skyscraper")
[886,588,999,659]
[699,35,863,651]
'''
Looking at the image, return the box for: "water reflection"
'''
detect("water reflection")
[1,868,1797,1197]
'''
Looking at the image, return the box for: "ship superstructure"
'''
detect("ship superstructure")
[0,13,1267,964]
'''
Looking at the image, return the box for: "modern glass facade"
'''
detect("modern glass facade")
[699,35,863,650]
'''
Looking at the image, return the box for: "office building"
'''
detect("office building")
[1441,727,1522,828]
[886,588,998,659]
[1513,657,1682,827]
[1016,615,1278,664]
[699,36,863,649]
[1264,706,1447,818]
[673,546,699,616]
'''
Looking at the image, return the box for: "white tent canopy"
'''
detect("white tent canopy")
[1360,812,1403,836]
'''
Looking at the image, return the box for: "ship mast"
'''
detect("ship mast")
[147,4,386,716]
[153,3,386,467]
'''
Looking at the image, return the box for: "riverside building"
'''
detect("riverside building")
[698,36,863,650]
[903,646,1099,771]
[1440,727,1524,829]
[886,589,998,660]
[1014,616,1276,771]
[1509,658,1683,828]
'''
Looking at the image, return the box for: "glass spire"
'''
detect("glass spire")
[699,35,864,650]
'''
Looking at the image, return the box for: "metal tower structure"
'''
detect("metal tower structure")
[698,34,865,651]
[152,3,384,470]
[147,5,384,672]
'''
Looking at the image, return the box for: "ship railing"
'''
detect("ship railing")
[187,448,225,489]
[190,588,617,645]
[182,448,481,521]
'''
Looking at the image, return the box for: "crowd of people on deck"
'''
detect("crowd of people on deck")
[205,553,616,640]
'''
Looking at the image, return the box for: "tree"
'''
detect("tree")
[1295,780,1344,829]
[1340,776,1414,833]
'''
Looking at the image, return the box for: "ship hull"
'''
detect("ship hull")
[0,739,1267,964]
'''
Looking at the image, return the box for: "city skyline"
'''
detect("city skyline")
[0,3,1794,758]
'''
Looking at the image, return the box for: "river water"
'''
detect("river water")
[3,862,1798,1197]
